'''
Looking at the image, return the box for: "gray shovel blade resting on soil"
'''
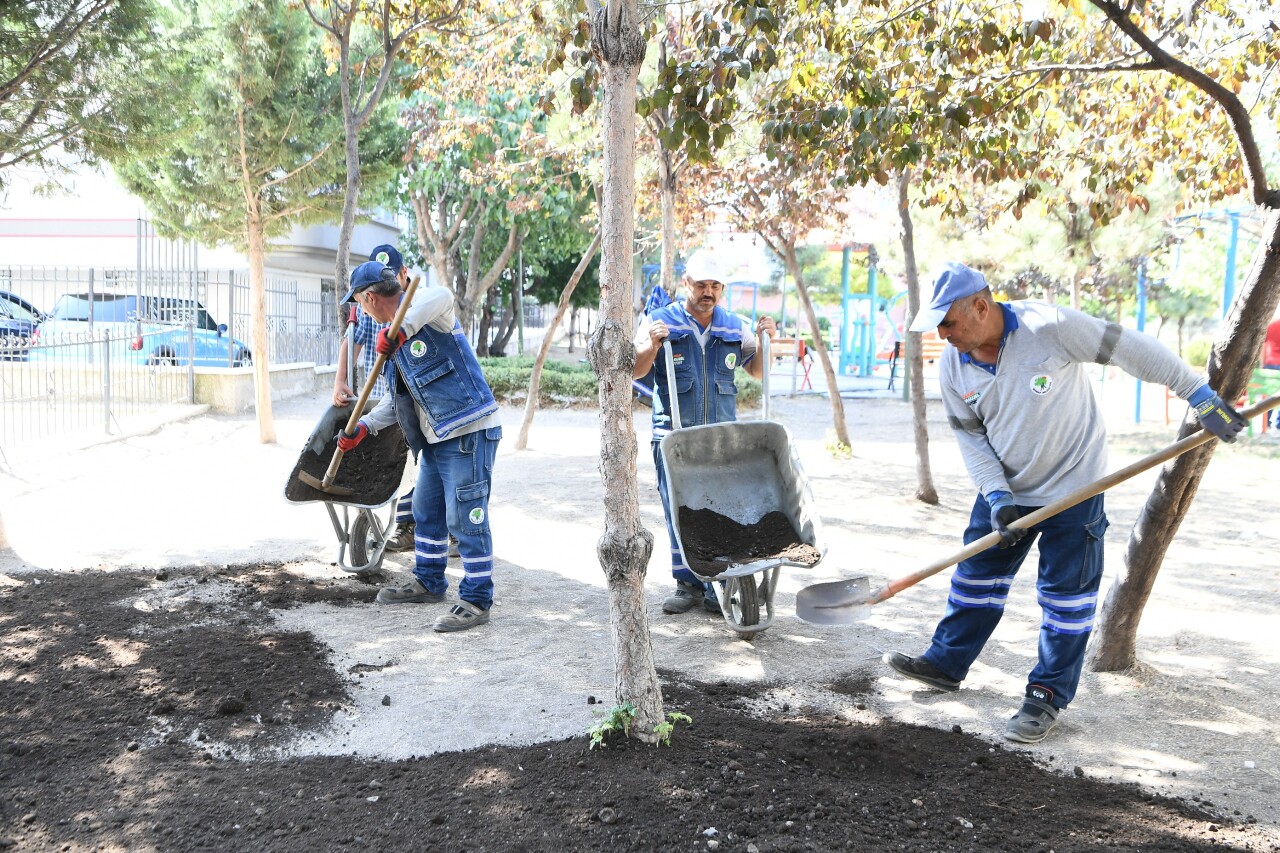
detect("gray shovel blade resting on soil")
[795,393,1280,626]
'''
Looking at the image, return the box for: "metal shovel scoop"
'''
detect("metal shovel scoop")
[297,274,420,496]
[796,393,1280,625]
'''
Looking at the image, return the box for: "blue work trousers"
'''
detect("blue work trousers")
[411,426,501,609]
[922,493,1108,709]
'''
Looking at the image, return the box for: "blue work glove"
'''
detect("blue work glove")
[988,491,1026,549]
[1187,385,1246,443]
[336,421,369,452]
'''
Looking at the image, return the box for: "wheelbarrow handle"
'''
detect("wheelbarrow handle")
[321,274,422,489]
[868,392,1280,607]
[662,338,681,432]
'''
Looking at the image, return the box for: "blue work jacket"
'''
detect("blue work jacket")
[649,303,749,439]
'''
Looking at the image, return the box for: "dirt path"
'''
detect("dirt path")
[2,385,1278,851]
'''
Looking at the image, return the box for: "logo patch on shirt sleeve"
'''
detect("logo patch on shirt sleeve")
[962,390,981,406]
[1030,374,1053,395]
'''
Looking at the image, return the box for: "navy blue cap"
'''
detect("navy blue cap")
[341,261,392,304]
[369,244,403,272]
[909,262,990,332]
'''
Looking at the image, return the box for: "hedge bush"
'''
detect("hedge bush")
[476,356,762,409]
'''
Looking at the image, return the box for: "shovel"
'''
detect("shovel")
[298,273,421,496]
[796,393,1280,625]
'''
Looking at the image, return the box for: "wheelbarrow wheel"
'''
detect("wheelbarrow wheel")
[349,512,387,575]
[722,575,760,639]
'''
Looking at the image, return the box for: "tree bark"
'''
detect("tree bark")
[896,170,938,504]
[516,231,601,451]
[782,244,850,448]
[588,0,662,744]
[1091,207,1280,670]
[246,212,276,444]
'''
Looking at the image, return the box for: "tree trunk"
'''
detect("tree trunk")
[246,213,276,444]
[782,243,849,448]
[896,170,938,504]
[567,309,577,353]
[1091,207,1280,671]
[588,0,662,744]
[335,109,360,321]
[516,231,601,451]
[476,285,496,357]
[658,149,677,294]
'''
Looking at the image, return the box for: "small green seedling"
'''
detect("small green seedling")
[588,702,636,750]
[653,711,692,746]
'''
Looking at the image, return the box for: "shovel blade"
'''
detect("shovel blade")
[795,577,872,625]
[296,470,355,497]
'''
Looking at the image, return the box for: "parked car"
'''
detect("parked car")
[0,290,47,361]
[29,292,251,367]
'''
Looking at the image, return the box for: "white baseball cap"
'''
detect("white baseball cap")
[683,252,732,284]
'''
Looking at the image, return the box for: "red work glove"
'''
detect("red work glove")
[375,327,406,356]
[336,421,369,452]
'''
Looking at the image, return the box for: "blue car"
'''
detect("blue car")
[29,292,252,367]
[0,290,47,361]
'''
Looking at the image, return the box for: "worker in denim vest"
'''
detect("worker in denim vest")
[336,261,502,633]
[633,253,776,615]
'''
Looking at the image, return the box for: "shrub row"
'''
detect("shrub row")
[475,356,761,409]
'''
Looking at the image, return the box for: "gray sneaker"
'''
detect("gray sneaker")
[448,535,460,558]
[384,521,415,553]
[375,578,444,605]
[662,581,705,614]
[1005,697,1060,743]
[433,601,490,632]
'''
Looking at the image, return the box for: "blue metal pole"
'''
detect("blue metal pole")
[862,251,878,376]
[839,246,852,375]
[1222,212,1239,318]
[1134,257,1147,424]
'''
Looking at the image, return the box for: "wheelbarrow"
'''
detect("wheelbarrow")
[658,336,825,639]
[284,399,410,575]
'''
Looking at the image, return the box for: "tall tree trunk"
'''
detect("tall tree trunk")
[516,232,601,450]
[335,109,360,317]
[246,213,276,444]
[476,285,496,357]
[567,309,577,353]
[658,149,677,294]
[1091,208,1280,670]
[782,243,849,448]
[896,170,938,504]
[588,0,662,743]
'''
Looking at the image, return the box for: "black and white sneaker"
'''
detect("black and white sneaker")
[883,652,961,692]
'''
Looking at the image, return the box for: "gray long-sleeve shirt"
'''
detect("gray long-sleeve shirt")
[941,301,1207,505]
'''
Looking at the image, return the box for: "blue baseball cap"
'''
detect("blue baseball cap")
[909,262,990,332]
[369,244,403,272]
[341,260,393,304]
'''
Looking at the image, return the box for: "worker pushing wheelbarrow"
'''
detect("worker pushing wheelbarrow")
[634,254,824,639]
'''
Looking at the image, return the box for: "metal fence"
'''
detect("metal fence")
[1,259,342,449]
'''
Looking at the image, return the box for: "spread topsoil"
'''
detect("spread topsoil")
[3,566,1274,853]
[678,507,822,576]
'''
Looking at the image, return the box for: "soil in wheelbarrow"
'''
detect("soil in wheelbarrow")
[284,425,409,507]
[678,506,822,576]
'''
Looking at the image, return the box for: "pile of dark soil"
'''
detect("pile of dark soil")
[679,507,822,576]
[1,567,1275,853]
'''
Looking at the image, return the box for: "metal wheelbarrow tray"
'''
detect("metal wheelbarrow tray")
[658,337,825,639]
[284,400,409,575]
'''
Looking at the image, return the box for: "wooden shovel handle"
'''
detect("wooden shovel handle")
[321,274,422,488]
[868,393,1280,606]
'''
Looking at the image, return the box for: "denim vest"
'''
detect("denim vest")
[382,321,498,452]
[650,303,746,438]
